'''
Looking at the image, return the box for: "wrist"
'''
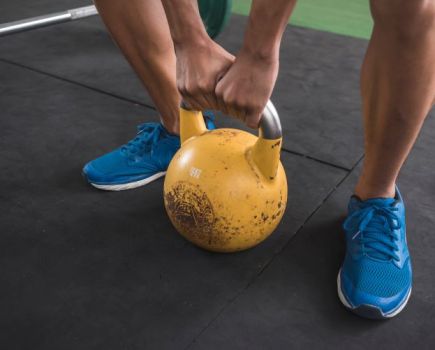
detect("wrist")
[239,0,296,63]
[174,30,211,51]
[240,18,281,62]
[239,41,280,63]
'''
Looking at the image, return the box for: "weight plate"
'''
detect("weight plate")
[198,0,232,39]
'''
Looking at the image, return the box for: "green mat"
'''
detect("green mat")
[232,0,373,40]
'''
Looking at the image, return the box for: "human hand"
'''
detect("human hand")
[215,50,279,129]
[176,39,235,111]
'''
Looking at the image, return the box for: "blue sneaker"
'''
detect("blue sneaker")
[83,113,215,191]
[338,187,412,319]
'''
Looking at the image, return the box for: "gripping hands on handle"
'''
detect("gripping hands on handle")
[176,39,279,129]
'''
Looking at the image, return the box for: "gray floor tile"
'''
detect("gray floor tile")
[0,61,347,350]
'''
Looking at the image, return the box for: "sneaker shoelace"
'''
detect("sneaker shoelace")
[121,123,164,157]
[343,205,401,261]
[120,113,214,158]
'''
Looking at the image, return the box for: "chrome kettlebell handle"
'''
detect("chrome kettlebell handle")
[260,100,282,140]
[180,99,282,140]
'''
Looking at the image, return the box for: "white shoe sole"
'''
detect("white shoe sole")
[337,268,412,319]
[89,171,166,191]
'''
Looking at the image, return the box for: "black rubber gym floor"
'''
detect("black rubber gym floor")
[1,7,435,350]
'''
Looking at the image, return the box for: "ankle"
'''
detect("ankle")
[161,118,180,136]
[354,180,396,200]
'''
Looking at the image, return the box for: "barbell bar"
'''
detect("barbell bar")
[0,5,98,37]
[0,0,232,39]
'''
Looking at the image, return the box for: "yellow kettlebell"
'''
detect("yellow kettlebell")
[164,101,288,253]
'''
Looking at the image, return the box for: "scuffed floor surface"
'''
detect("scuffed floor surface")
[0,9,434,350]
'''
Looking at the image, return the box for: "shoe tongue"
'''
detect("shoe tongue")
[358,197,396,261]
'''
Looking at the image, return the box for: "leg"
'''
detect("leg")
[94,0,180,134]
[355,0,435,200]
[338,0,435,319]
[83,0,219,190]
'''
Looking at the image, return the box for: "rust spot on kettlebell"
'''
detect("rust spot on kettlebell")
[213,129,240,146]
[165,181,234,248]
[271,140,281,149]
[165,181,215,236]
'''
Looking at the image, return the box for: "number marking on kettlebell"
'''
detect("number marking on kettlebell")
[189,167,202,179]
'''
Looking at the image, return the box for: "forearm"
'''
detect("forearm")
[242,0,297,59]
[160,0,209,49]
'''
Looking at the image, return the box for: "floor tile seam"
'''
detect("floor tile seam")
[281,148,352,171]
[0,58,156,110]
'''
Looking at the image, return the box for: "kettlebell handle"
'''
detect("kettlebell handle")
[180,100,282,140]
[259,100,282,140]
[179,100,283,180]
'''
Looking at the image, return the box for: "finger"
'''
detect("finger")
[180,84,205,111]
[185,80,215,111]
[194,94,211,111]
[215,85,230,116]
[237,108,247,124]
[245,110,262,129]
[217,96,230,116]
[227,104,244,121]
[203,93,219,111]
[182,95,202,112]
[178,83,194,110]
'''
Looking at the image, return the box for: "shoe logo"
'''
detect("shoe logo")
[189,167,202,179]
[352,230,360,240]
